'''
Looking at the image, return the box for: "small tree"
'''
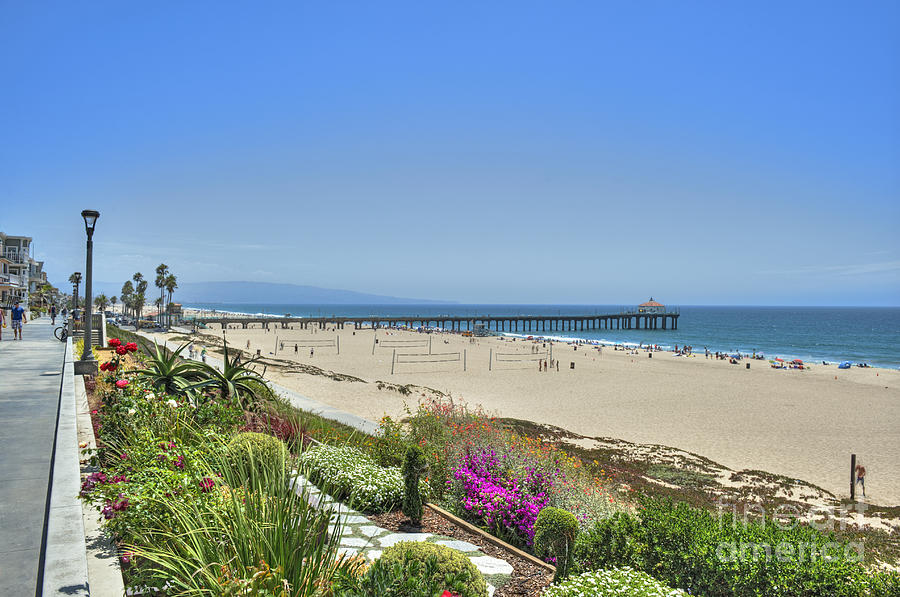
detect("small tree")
[401,445,427,526]
[534,506,579,582]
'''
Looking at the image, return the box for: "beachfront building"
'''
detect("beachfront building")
[638,298,666,314]
[0,233,32,308]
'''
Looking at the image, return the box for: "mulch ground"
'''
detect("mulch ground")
[368,508,553,597]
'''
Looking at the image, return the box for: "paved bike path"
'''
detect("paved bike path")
[0,317,68,596]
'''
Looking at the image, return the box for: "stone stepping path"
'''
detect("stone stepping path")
[291,474,512,595]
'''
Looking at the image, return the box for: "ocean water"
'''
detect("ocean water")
[183,304,900,369]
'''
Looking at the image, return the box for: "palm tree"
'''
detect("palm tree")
[110,295,118,314]
[164,273,178,328]
[133,272,147,320]
[155,264,169,326]
[134,292,146,322]
[121,281,134,318]
[94,294,109,312]
[69,272,82,309]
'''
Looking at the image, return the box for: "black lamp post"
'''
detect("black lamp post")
[79,210,100,372]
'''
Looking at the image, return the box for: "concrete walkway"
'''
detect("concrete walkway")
[0,317,68,596]
[291,474,512,596]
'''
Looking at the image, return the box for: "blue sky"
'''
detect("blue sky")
[2,1,898,305]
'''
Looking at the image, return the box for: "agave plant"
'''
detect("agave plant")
[133,341,208,396]
[201,342,267,408]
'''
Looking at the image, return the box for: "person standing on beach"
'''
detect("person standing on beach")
[856,462,866,497]
[201,347,207,363]
[11,300,26,340]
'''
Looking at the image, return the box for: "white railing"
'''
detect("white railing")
[3,250,27,263]
[0,272,26,287]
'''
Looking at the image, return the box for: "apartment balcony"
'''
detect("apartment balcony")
[3,251,27,264]
[0,272,26,287]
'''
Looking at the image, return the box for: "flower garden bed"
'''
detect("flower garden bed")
[83,327,899,596]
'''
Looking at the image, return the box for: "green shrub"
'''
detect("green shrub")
[370,415,410,467]
[402,445,426,525]
[363,542,487,597]
[300,444,427,512]
[225,432,288,481]
[573,497,892,597]
[534,507,579,581]
[540,567,687,596]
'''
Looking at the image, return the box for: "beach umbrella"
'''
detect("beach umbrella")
[774,357,784,362]
[792,359,804,364]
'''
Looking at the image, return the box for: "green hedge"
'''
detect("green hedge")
[299,444,426,513]
[574,497,900,597]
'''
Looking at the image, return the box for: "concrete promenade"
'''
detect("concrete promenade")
[0,317,68,595]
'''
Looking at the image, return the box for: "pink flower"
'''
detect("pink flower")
[120,551,133,564]
[115,380,129,389]
[199,477,215,492]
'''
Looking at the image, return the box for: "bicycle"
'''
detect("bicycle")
[54,324,69,342]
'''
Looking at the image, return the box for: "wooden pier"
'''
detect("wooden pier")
[191,310,679,333]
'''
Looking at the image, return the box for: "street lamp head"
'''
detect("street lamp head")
[81,210,100,237]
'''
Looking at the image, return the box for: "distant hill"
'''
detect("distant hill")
[92,280,455,305]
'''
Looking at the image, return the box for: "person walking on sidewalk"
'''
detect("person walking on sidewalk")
[0,306,5,341]
[11,300,26,340]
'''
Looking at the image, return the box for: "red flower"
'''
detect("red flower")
[199,477,215,492]
[108,338,122,347]
[115,380,129,389]
[107,362,117,371]
[115,345,127,355]
[99,362,109,371]
[125,342,138,353]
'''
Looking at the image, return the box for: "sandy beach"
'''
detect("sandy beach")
[161,319,900,506]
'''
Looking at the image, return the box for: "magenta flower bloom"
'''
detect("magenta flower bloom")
[199,477,215,492]
[115,379,129,389]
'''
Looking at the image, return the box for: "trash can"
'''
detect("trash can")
[649,353,652,359]
[746,362,750,369]
[570,362,575,369]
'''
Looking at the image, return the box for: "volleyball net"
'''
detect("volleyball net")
[390,350,466,373]
[373,336,431,354]
[275,336,339,355]
[490,349,549,370]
